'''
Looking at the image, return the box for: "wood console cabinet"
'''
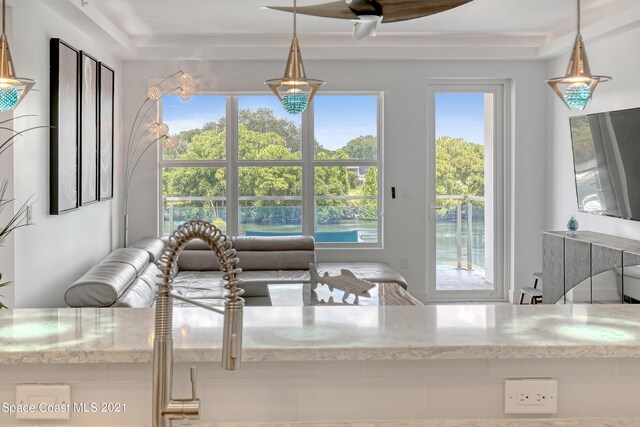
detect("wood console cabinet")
[542,231,640,304]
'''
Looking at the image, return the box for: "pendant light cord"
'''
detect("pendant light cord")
[2,0,5,36]
[293,0,297,36]
[577,0,581,35]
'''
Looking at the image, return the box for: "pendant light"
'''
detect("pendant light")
[265,0,324,114]
[0,0,34,111]
[546,0,610,111]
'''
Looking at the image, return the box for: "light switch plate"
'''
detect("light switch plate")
[15,384,70,420]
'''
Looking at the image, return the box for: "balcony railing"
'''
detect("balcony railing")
[163,196,378,243]
[436,194,485,271]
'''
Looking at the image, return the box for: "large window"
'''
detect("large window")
[160,93,382,246]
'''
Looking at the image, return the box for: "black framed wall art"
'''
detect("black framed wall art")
[98,63,114,200]
[79,51,99,206]
[50,38,79,215]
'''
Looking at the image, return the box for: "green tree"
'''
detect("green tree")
[434,136,484,215]
[162,107,380,229]
[211,106,335,154]
[212,108,303,153]
[360,167,378,220]
[436,136,484,198]
[163,127,227,225]
[361,167,377,196]
[342,135,377,160]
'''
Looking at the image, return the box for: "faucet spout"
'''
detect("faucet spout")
[152,220,244,427]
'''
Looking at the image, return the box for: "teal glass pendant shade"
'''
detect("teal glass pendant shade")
[265,0,324,115]
[0,84,18,111]
[281,89,308,114]
[546,0,610,110]
[265,37,324,115]
[0,0,35,111]
[563,82,592,111]
[547,33,609,111]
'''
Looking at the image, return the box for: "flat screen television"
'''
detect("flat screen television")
[569,106,640,221]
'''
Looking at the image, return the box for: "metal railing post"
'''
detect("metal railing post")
[467,200,473,270]
[456,202,462,269]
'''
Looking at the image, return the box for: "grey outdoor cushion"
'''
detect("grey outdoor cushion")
[172,271,273,298]
[138,263,163,290]
[130,237,165,263]
[237,250,315,271]
[232,236,315,251]
[113,278,155,308]
[65,262,138,307]
[103,248,150,275]
[177,250,315,271]
[238,269,310,284]
[171,271,227,300]
[180,237,230,251]
[177,250,222,271]
[177,236,316,271]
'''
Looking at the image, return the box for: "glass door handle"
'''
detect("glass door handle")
[430,206,444,210]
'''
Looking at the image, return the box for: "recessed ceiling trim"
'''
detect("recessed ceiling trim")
[132,33,546,48]
[538,0,640,58]
[132,45,541,61]
[42,0,137,56]
[38,0,640,61]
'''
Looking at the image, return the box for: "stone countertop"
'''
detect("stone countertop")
[2,304,640,364]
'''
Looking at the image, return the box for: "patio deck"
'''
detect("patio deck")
[436,266,493,291]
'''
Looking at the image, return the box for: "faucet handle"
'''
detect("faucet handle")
[190,366,197,400]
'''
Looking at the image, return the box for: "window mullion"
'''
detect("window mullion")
[157,99,164,238]
[227,96,239,237]
[313,160,379,167]
[236,160,304,167]
[302,98,315,237]
[378,92,384,246]
[160,160,227,168]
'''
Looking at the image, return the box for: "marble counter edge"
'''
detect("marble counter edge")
[3,344,640,364]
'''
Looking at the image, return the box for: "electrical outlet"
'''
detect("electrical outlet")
[505,379,557,414]
[15,384,70,420]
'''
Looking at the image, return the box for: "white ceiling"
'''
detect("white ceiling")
[40,0,640,60]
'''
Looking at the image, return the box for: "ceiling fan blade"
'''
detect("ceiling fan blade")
[347,0,382,16]
[265,1,358,20]
[353,15,382,40]
[265,0,474,30]
[375,0,474,23]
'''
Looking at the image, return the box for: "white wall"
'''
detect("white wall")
[0,115,14,309]
[124,58,547,301]
[0,9,16,309]
[547,27,640,242]
[8,0,122,307]
[2,359,640,424]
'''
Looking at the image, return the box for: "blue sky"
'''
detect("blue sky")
[163,92,484,149]
[435,93,485,145]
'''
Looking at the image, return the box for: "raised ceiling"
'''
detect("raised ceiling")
[41,0,640,60]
